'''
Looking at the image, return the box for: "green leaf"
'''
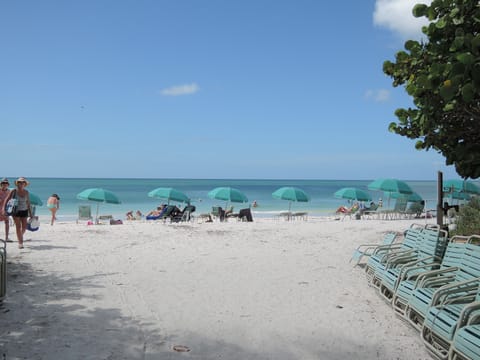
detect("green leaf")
[457,52,475,65]
[405,40,419,51]
[472,64,480,86]
[451,62,466,76]
[453,36,465,50]
[415,140,424,150]
[444,102,455,111]
[388,122,398,132]
[471,35,480,55]
[439,83,456,101]
[412,4,428,18]
[461,83,475,102]
[436,18,447,29]
[453,16,464,26]
[382,61,394,75]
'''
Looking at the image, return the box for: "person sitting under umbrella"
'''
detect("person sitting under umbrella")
[146,205,166,220]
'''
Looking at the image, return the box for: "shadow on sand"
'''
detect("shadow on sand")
[1,257,383,360]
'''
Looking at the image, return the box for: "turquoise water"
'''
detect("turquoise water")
[8,178,459,221]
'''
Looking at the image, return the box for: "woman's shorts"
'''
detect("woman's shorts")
[15,210,29,218]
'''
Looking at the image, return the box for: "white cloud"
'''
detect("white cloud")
[365,89,391,102]
[160,83,200,96]
[373,0,432,39]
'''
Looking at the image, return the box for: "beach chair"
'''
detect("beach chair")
[405,238,480,332]
[171,205,196,223]
[211,206,225,221]
[377,226,448,304]
[0,239,6,303]
[449,304,480,360]
[365,223,424,286]
[350,232,399,266]
[392,235,470,317]
[77,205,93,224]
[421,287,480,360]
[238,208,253,222]
[387,197,408,220]
[292,212,308,221]
[97,214,113,224]
[362,203,380,219]
[161,205,179,222]
[277,211,292,221]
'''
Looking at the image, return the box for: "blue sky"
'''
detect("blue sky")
[0,0,460,180]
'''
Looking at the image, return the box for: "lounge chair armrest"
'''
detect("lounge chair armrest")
[457,301,480,330]
[430,277,480,306]
[382,248,416,260]
[372,244,403,255]
[385,251,418,265]
[353,244,382,254]
[414,267,459,287]
[420,275,457,288]
[401,262,442,280]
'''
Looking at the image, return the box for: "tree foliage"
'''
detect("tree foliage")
[451,196,480,235]
[383,0,480,178]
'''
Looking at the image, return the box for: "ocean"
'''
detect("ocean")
[7,177,456,222]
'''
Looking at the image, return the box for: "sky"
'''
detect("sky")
[0,0,461,180]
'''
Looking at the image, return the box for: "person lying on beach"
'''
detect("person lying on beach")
[146,205,166,218]
[336,202,359,214]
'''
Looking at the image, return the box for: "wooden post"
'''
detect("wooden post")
[437,171,443,227]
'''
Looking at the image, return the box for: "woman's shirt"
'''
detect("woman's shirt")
[16,192,29,211]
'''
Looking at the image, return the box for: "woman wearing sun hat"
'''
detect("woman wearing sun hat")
[3,177,32,249]
[0,178,11,242]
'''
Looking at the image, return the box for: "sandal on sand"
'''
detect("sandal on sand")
[18,244,24,249]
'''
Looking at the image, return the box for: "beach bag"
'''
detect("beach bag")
[5,190,17,216]
[27,217,40,232]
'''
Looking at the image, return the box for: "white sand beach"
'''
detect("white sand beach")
[1,217,434,360]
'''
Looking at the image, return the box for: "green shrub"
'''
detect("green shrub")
[452,197,480,236]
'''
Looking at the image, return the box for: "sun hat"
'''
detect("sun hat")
[0,178,9,184]
[15,177,29,186]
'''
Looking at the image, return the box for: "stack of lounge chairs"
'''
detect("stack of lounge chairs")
[353,226,480,360]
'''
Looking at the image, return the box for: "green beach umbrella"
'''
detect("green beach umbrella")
[77,188,121,222]
[448,191,471,201]
[443,179,480,195]
[29,192,43,206]
[148,187,190,204]
[334,187,372,202]
[272,187,310,213]
[208,187,248,207]
[368,178,413,194]
[368,178,413,207]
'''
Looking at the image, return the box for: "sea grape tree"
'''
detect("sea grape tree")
[383,0,480,178]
